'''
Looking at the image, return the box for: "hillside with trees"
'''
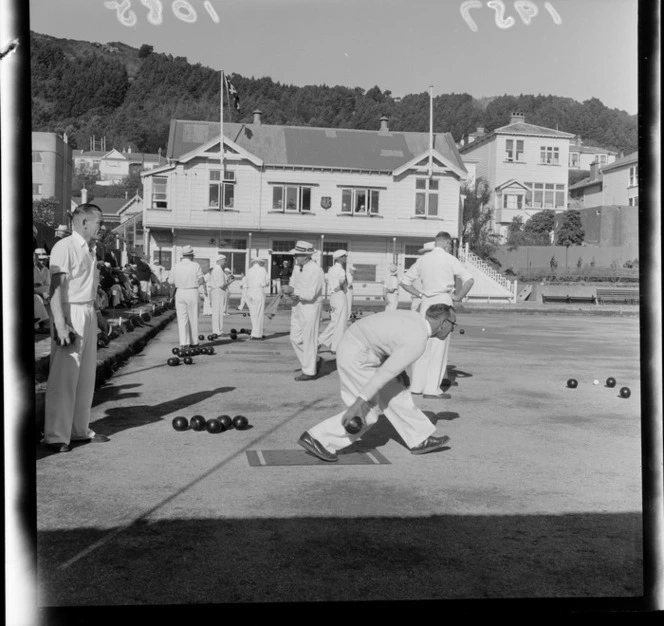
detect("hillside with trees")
[30,31,638,157]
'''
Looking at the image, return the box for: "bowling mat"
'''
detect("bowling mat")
[246,448,391,467]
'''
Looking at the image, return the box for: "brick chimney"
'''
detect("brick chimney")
[510,112,525,125]
[589,160,600,180]
[379,116,389,132]
[253,110,262,125]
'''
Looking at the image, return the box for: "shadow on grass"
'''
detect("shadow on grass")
[37,512,644,608]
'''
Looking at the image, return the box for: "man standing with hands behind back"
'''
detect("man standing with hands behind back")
[281,241,325,381]
[42,203,110,453]
[171,245,207,348]
[318,249,349,354]
[400,231,474,399]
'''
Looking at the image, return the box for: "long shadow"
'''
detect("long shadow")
[92,383,142,407]
[36,512,645,607]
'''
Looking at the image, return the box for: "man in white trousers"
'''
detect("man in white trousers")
[298,305,457,462]
[42,203,110,453]
[383,264,400,311]
[209,255,231,336]
[318,249,349,354]
[281,241,324,381]
[346,264,355,319]
[171,245,207,348]
[245,257,270,339]
[400,232,474,399]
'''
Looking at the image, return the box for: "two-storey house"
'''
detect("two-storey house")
[458,112,574,241]
[568,151,638,208]
[32,131,73,226]
[73,147,164,185]
[141,112,471,299]
[568,137,618,170]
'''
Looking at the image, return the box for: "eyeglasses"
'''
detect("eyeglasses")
[442,318,457,331]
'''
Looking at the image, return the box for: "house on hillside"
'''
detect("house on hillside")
[568,151,638,208]
[140,112,469,299]
[73,147,164,185]
[458,112,574,241]
[32,131,73,226]
[568,137,618,170]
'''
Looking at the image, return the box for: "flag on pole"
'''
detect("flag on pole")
[225,75,240,111]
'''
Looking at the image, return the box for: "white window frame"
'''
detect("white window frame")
[151,176,169,210]
[505,139,524,162]
[404,244,421,270]
[569,153,579,167]
[217,238,247,275]
[524,182,566,209]
[629,165,638,187]
[271,184,312,213]
[32,183,43,195]
[539,146,560,165]
[32,151,43,163]
[414,178,439,217]
[209,169,236,210]
[502,193,524,210]
[340,188,380,215]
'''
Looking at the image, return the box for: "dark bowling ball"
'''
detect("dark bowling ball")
[184,356,193,365]
[218,415,233,430]
[345,416,363,434]
[206,418,223,434]
[142,313,151,322]
[459,329,465,335]
[620,386,631,398]
[207,334,214,341]
[172,347,180,355]
[606,377,617,388]
[172,416,189,431]
[231,328,237,334]
[190,415,206,431]
[567,378,578,389]
[230,333,238,341]
[199,335,205,341]
[232,415,249,430]
[212,333,218,339]
[167,357,175,366]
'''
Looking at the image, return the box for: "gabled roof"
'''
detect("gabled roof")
[495,179,530,192]
[166,119,467,174]
[73,149,162,163]
[569,143,618,156]
[601,150,638,172]
[459,120,574,153]
[568,175,603,191]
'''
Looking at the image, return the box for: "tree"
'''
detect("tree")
[138,44,154,58]
[505,215,526,249]
[33,197,60,227]
[556,210,585,246]
[523,210,555,245]
[462,177,501,261]
[72,163,100,195]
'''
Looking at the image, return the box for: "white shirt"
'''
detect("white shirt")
[383,274,399,293]
[348,310,432,401]
[209,265,229,290]
[172,258,204,289]
[34,263,50,296]
[326,263,347,293]
[347,271,354,290]
[402,247,473,305]
[246,264,270,291]
[289,259,324,304]
[49,230,99,303]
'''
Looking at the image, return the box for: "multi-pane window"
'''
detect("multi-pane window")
[524,182,566,208]
[598,154,607,165]
[272,185,312,212]
[569,153,579,167]
[340,188,380,214]
[153,250,172,271]
[540,146,560,165]
[32,151,43,163]
[151,176,168,209]
[272,240,296,253]
[404,244,421,270]
[415,178,439,216]
[629,165,638,187]
[217,239,247,275]
[503,194,524,209]
[505,139,524,162]
[321,241,348,273]
[32,183,42,195]
[628,197,639,207]
[209,170,235,209]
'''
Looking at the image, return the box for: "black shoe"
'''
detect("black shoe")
[410,435,450,455]
[294,373,318,381]
[74,434,110,443]
[297,432,338,462]
[43,442,71,453]
[423,393,446,399]
[316,357,323,375]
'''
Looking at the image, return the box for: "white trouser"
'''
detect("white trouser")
[44,303,98,444]
[246,289,266,337]
[175,288,199,346]
[290,300,322,375]
[410,294,451,395]
[308,329,436,452]
[346,288,353,319]
[202,292,212,315]
[210,288,227,335]
[318,290,348,351]
[238,289,247,310]
[385,292,399,311]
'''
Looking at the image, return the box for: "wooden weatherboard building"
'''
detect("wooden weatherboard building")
[141,113,468,299]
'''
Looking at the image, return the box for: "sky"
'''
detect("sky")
[25,0,640,113]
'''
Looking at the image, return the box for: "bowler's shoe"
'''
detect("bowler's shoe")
[410,435,450,455]
[297,432,338,462]
[316,357,323,374]
[294,373,318,381]
[43,443,71,453]
[74,434,110,443]
[423,393,446,399]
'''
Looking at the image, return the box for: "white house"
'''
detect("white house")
[141,113,484,301]
[568,137,618,170]
[73,147,164,185]
[458,112,574,240]
[568,151,638,208]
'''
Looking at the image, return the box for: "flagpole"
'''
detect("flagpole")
[428,85,433,178]
[220,70,225,173]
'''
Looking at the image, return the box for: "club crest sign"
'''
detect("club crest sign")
[320,196,332,210]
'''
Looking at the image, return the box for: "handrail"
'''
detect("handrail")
[459,246,516,297]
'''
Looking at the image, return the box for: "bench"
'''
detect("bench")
[595,288,640,305]
[542,294,597,305]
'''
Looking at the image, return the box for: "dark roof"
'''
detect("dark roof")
[459,120,574,153]
[568,176,603,191]
[167,120,466,173]
[601,150,638,172]
[73,196,127,216]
